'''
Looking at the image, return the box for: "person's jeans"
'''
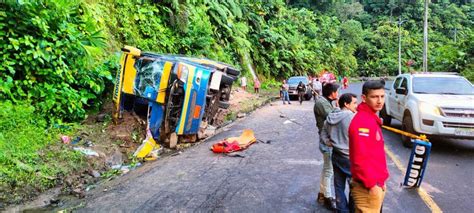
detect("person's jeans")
[319,146,334,198]
[332,153,354,213]
[282,91,290,103]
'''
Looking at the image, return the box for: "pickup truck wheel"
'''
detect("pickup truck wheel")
[402,113,415,148]
[380,106,392,126]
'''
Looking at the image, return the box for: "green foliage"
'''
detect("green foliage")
[0,1,112,122]
[1,0,473,121]
[0,101,84,204]
[291,1,473,78]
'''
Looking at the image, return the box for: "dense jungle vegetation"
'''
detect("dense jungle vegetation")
[0,0,473,204]
[1,0,473,121]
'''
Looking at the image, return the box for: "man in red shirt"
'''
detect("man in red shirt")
[349,80,389,212]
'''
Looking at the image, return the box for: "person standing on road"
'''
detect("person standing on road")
[349,80,389,213]
[320,93,358,213]
[342,76,349,89]
[314,82,340,210]
[312,78,322,101]
[240,76,247,91]
[281,80,291,105]
[253,78,261,94]
[297,81,306,105]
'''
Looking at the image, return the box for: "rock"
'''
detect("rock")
[197,129,206,139]
[85,185,96,192]
[72,188,85,198]
[120,167,130,174]
[106,150,124,168]
[237,113,246,118]
[65,177,74,186]
[96,113,107,122]
[89,170,100,178]
[204,129,216,138]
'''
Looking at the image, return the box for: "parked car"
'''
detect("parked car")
[287,76,312,100]
[380,73,474,147]
[113,46,240,147]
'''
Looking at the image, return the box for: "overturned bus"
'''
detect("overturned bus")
[113,46,240,148]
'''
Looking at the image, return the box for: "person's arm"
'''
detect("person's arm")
[320,121,332,146]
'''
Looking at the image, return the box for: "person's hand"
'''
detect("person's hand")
[369,185,383,196]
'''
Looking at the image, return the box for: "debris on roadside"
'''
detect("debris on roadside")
[257,139,272,144]
[116,163,136,174]
[82,140,93,147]
[72,187,85,198]
[198,124,217,139]
[71,136,82,145]
[106,150,124,169]
[73,147,99,157]
[145,146,163,161]
[89,170,101,178]
[237,112,246,118]
[61,136,71,144]
[133,129,162,159]
[211,129,256,153]
[225,153,246,158]
[171,151,182,156]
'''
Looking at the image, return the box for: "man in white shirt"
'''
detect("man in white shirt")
[240,76,247,91]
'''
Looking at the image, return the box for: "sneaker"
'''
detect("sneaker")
[324,197,337,210]
[317,193,325,204]
[283,103,286,105]
[288,102,291,104]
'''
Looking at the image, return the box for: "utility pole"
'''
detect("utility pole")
[423,0,429,73]
[398,17,406,76]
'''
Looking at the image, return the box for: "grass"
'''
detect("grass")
[0,101,85,204]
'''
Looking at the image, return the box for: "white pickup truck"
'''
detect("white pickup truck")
[380,73,474,147]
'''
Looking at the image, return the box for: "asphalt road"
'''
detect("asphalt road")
[75,82,472,212]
